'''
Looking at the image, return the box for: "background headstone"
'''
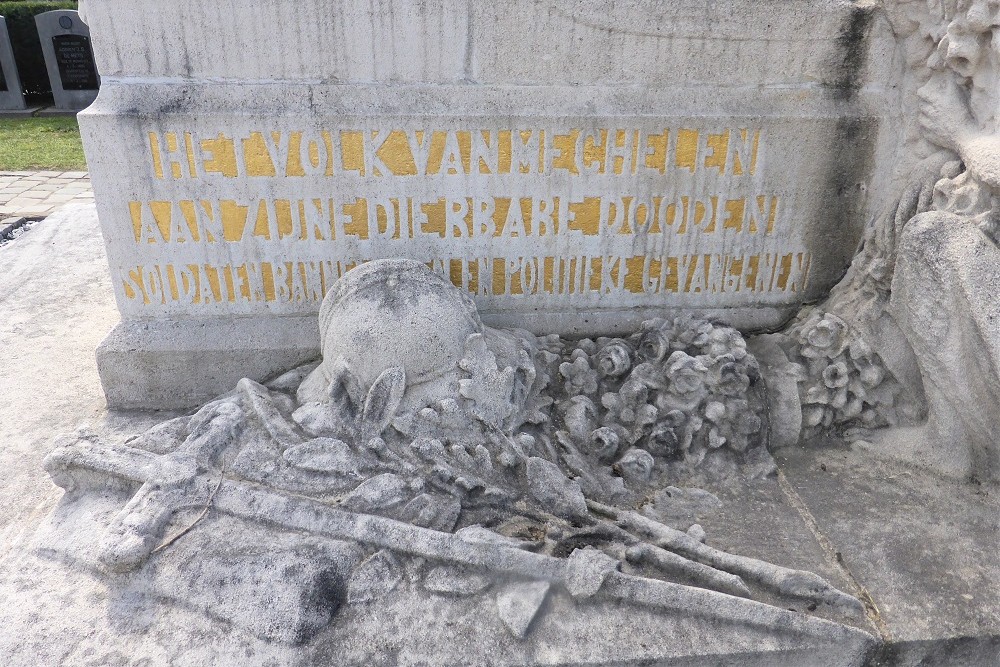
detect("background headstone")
[0,16,26,110]
[35,10,98,111]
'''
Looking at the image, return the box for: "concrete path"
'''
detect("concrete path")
[0,171,93,219]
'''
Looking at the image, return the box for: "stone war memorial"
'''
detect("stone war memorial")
[1,0,1000,665]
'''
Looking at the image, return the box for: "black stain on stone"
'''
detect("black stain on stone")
[827,3,877,101]
[803,114,879,304]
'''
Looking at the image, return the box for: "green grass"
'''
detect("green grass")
[0,117,87,171]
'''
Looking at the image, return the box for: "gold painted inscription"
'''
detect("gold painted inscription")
[147,127,760,180]
[120,125,810,310]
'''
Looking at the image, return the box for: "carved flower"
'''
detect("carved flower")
[849,345,886,387]
[614,448,655,482]
[596,340,633,378]
[638,329,671,363]
[559,351,599,396]
[841,396,865,420]
[822,361,851,389]
[800,314,849,359]
[665,352,705,394]
[589,426,624,462]
[559,395,599,441]
[628,362,667,391]
[704,401,726,423]
[697,326,748,360]
[656,352,709,412]
[674,317,713,348]
[601,380,657,429]
[802,404,831,428]
[642,413,688,462]
[714,359,751,396]
[803,384,830,405]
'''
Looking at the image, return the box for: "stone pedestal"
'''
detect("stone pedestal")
[77,0,898,409]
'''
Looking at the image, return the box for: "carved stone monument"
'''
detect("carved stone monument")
[38,258,876,664]
[0,15,26,111]
[16,0,1000,664]
[35,10,99,111]
[77,0,895,409]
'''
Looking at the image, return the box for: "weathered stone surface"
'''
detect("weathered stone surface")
[27,253,879,664]
[0,16,26,111]
[525,457,589,521]
[74,0,898,404]
[8,0,1000,663]
[96,314,319,410]
[777,442,1000,664]
[495,580,550,639]
[79,0,894,87]
[758,0,1000,491]
[35,10,99,111]
[0,204,964,663]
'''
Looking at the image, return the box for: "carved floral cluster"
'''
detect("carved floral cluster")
[782,310,902,435]
[543,316,766,483]
[276,316,769,516]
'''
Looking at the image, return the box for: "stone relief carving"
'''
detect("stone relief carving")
[762,0,1000,478]
[42,260,863,645]
[34,2,1000,656]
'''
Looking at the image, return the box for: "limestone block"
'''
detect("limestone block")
[96,315,319,410]
[81,83,881,334]
[75,0,897,405]
[35,10,99,111]
[0,17,26,110]
[78,0,893,89]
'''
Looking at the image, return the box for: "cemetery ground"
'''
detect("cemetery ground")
[0,116,86,172]
[0,116,90,224]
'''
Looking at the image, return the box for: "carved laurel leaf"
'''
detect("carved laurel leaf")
[459,333,517,428]
[361,367,407,436]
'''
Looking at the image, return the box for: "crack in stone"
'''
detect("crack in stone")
[776,468,891,642]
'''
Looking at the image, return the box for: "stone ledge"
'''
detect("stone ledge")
[96,316,320,410]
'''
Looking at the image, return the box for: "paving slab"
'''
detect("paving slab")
[776,442,1000,665]
[0,172,92,218]
[0,204,168,538]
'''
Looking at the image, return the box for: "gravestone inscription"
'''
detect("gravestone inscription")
[0,16,26,110]
[35,10,98,110]
[52,34,98,91]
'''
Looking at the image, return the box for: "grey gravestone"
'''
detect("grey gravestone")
[35,10,98,110]
[0,16,26,110]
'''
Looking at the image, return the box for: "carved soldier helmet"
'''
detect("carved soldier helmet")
[316,259,484,393]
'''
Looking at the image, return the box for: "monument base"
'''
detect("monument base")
[96,304,803,411]
[96,316,320,410]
